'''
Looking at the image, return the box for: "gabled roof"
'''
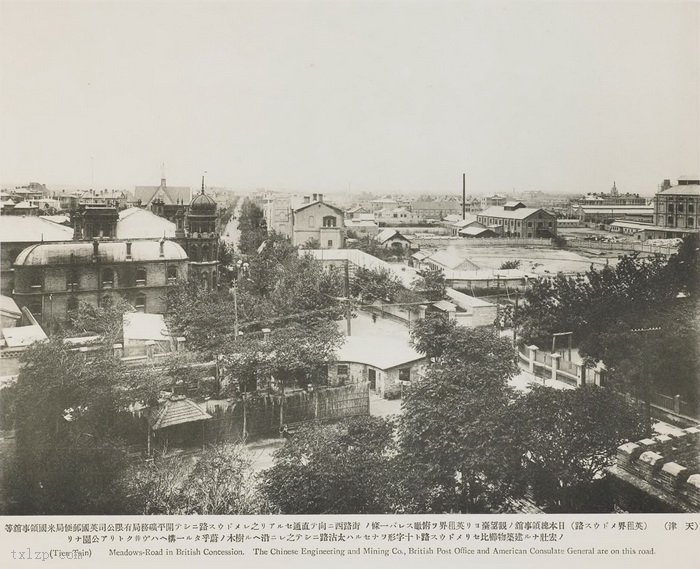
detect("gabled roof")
[134,184,191,206]
[478,205,555,220]
[376,228,410,244]
[293,200,344,215]
[0,216,74,243]
[459,226,495,236]
[149,396,212,430]
[426,249,480,271]
[117,207,176,239]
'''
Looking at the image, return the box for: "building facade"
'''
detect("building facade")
[12,239,189,324]
[653,178,700,235]
[476,202,557,237]
[292,197,345,249]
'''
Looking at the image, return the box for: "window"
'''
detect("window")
[337,364,349,376]
[67,270,79,291]
[678,204,684,213]
[327,240,333,247]
[134,293,146,312]
[668,216,674,225]
[29,270,43,291]
[689,204,695,214]
[167,266,178,283]
[323,215,336,228]
[102,268,114,289]
[689,218,694,227]
[527,221,533,228]
[135,267,147,286]
[668,204,674,213]
[399,368,411,382]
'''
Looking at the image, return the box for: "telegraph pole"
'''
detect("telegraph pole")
[344,259,352,336]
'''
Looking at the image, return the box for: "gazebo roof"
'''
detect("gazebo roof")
[149,396,212,430]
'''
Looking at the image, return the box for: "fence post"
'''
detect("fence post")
[527,345,538,374]
[550,353,561,383]
[674,394,681,414]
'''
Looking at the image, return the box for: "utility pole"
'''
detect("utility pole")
[344,259,352,336]
[462,172,466,220]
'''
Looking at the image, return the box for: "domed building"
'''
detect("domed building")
[175,176,219,290]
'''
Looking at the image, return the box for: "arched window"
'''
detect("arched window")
[135,267,147,286]
[134,293,146,312]
[202,245,209,262]
[102,268,114,289]
[29,270,43,291]
[323,215,336,228]
[167,265,178,284]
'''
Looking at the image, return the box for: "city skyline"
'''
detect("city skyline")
[1,1,698,194]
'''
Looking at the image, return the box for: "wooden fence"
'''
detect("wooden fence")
[565,238,677,256]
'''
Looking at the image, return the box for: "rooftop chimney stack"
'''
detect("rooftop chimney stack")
[312,193,318,202]
[159,238,165,258]
[318,193,324,203]
[303,196,310,204]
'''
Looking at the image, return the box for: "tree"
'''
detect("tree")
[125,443,271,515]
[237,198,267,255]
[350,266,405,303]
[511,385,647,512]
[9,340,133,514]
[63,296,135,344]
[260,416,396,514]
[398,323,522,513]
[499,260,521,270]
[411,267,446,301]
[221,321,343,394]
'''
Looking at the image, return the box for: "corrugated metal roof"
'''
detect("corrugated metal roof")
[13,239,188,266]
[149,397,212,430]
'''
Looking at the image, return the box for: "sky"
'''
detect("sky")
[1,0,698,196]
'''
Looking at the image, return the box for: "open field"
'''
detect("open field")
[421,243,622,275]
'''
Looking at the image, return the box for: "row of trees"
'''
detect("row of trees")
[258,317,647,514]
[516,234,700,403]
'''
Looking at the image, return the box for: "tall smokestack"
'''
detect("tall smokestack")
[462,173,466,220]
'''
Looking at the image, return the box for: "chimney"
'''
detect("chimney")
[662,179,671,190]
[161,177,166,188]
[303,196,310,204]
[318,193,324,203]
[159,238,165,258]
[312,193,318,202]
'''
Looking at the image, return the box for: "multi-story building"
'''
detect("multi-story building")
[0,217,74,296]
[12,238,189,324]
[134,177,191,224]
[476,201,557,237]
[292,194,345,249]
[410,199,462,221]
[653,177,700,236]
[480,194,508,209]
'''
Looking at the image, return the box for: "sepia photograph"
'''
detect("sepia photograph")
[0,1,698,562]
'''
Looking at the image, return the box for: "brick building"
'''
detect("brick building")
[477,202,557,237]
[652,177,700,237]
[12,239,189,324]
[292,195,345,249]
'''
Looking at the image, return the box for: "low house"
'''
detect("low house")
[375,228,411,250]
[424,249,480,271]
[0,304,47,382]
[459,225,498,238]
[122,312,175,359]
[329,335,426,399]
[147,394,212,452]
[345,213,379,237]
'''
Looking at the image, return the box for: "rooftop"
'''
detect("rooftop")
[149,396,212,430]
[14,239,188,266]
[376,228,410,244]
[336,335,425,370]
[123,312,171,342]
[479,205,554,220]
[117,207,177,239]
[2,324,47,348]
[658,184,700,196]
[0,216,73,243]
